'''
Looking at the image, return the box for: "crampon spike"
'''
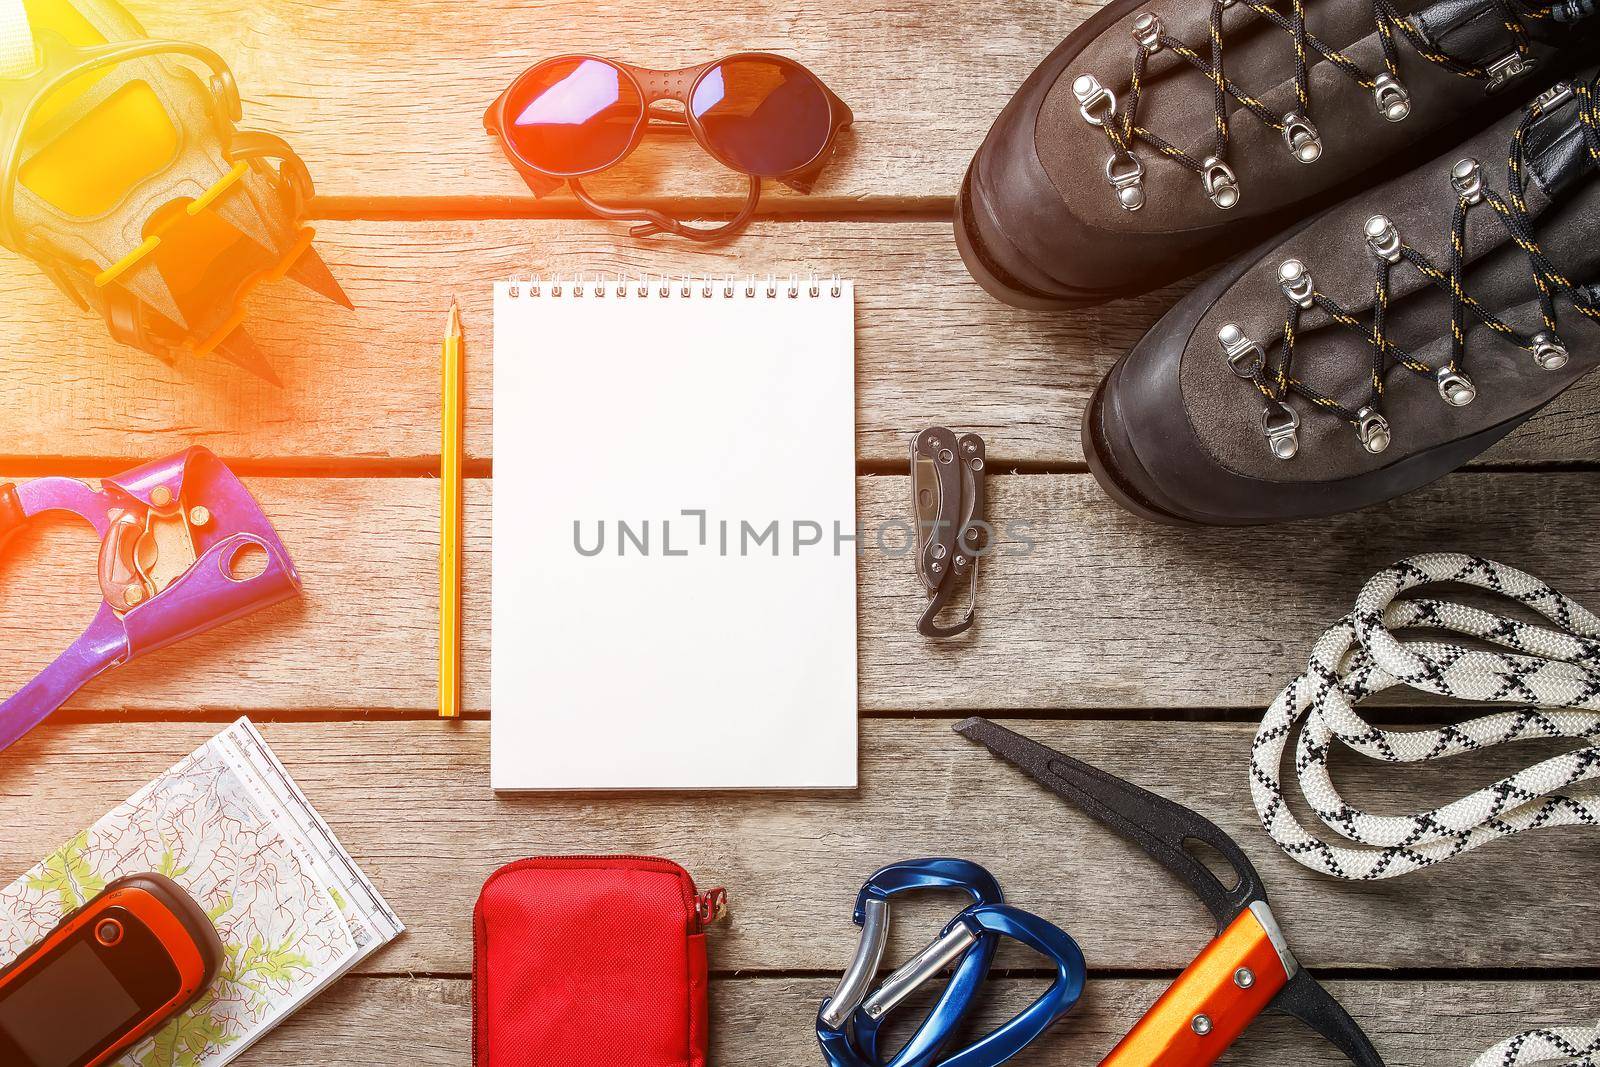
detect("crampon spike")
[210,180,278,251]
[120,266,191,333]
[211,327,281,387]
[285,244,354,309]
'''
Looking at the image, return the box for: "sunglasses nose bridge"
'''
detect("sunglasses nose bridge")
[632,66,702,109]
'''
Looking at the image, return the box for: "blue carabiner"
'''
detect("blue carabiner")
[818,859,1004,1067]
[938,904,1087,1067]
[844,904,1086,1067]
[818,861,1088,1067]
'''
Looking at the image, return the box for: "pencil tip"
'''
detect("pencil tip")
[447,301,462,337]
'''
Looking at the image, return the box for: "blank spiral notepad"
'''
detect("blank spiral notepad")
[491,278,859,790]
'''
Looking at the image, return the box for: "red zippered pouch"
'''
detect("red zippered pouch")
[473,855,726,1067]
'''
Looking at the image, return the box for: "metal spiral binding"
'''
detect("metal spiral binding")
[504,275,847,299]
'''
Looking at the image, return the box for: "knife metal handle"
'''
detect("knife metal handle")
[1099,905,1293,1067]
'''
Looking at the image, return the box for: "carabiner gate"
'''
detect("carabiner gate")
[819,859,1003,1067]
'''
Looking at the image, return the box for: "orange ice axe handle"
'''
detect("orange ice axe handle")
[1099,906,1291,1067]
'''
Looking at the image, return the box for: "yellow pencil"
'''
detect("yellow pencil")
[439,301,465,719]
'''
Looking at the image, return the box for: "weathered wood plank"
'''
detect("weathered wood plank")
[5,472,1600,713]
[130,0,1094,209]
[3,720,1597,974]
[257,976,1599,1066]
[3,220,1594,467]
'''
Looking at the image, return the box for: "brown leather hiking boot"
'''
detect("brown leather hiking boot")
[1083,69,1600,524]
[956,0,1598,308]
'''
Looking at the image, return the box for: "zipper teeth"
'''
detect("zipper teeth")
[472,855,701,1066]
[472,904,482,1065]
[490,854,700,923]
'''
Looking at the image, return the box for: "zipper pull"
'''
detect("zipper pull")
[696,887,729,927]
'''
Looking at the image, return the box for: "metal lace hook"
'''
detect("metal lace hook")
[1282,111,1322,163]
[1073,73,1117,126]
[1451,158,1484,205]
[1372,73,1411,122]
[1355,406,1392,454]
[1262,403,1300,460]
[1105,152,1146,211]
[1201,156,1241,209]
[1530,331,1570,370]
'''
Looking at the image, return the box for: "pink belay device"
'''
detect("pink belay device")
[0,446,301,752]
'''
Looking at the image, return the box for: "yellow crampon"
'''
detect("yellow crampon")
[0,0,350,384]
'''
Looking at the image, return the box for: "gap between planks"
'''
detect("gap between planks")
[308,197,956,224]
[38,704,1572,728]
[5,458,1598,481]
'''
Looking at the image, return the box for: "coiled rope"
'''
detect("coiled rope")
[1250,553,1600,1064]
[1476,1026,1600,1067]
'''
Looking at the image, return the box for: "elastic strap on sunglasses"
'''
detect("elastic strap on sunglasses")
[569,175,761,243]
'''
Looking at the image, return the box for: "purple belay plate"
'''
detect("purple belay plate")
[0,446,301,752]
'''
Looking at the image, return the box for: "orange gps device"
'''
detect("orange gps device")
[0,874,223,1067]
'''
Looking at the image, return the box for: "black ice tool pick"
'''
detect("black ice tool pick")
[953,717,1386,1067]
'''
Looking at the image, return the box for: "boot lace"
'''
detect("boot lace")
[1074,0,1556,212]
[1219,72,1600,461]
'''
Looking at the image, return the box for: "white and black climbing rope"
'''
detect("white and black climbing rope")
[1474,1025,1600,1067]
[1249,553,1600,1066]
[1251,553,1600,877]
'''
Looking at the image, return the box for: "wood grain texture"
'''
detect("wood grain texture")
[128,0,1096,210]
[255,975,1600,1066]
[3,220,1596,467]
[3,720,1597,975]
[0,0,1586,1057]
[3,471,1599,714]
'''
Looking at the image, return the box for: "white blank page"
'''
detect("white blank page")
[491,279,858,790]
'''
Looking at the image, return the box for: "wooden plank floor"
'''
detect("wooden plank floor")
[7,221,1600,467]
[2,1,1594,1065]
